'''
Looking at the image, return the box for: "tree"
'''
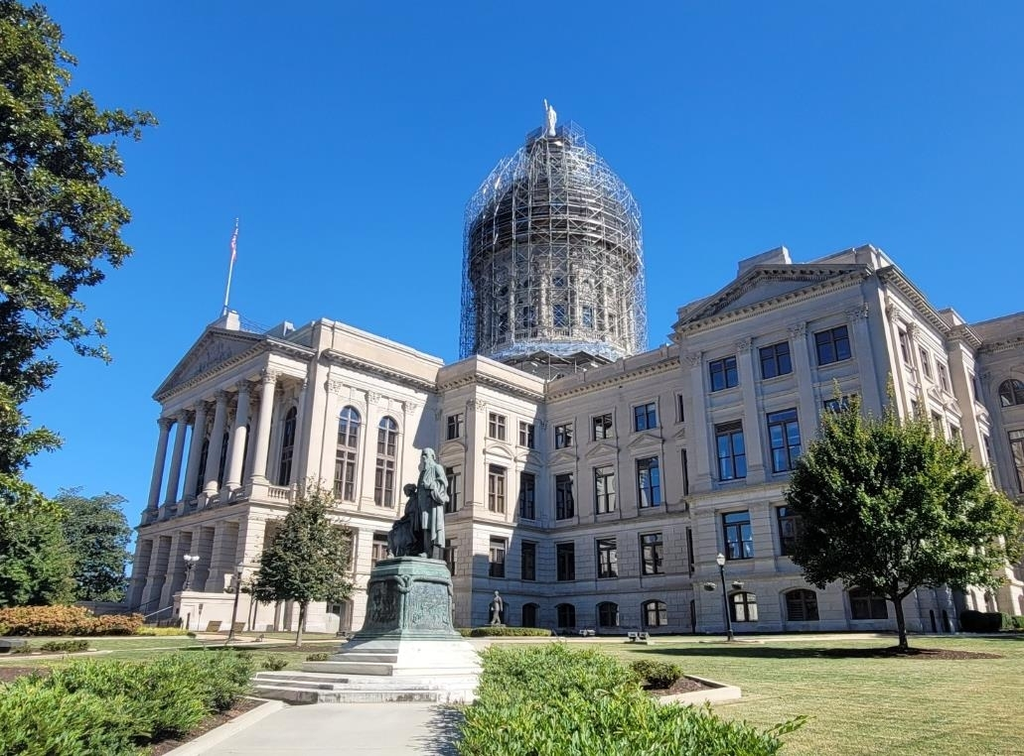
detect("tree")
[0,478,74,606]
[252,485,352,646]
[786,398,1024,651]
[56,488,132,602]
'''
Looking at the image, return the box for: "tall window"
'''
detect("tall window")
[443,539,457,575]
[680,449,690,496]
[785,589,819,621]
[715,421,746,480]
[643,600,668,627]
[582,306,594,329]
[594,465,616,513]
[767,408,802,473]
[936,363,950,392]
[371,532,388,566]
[334,406,360,501]
[522,603,539,628]
[554,422,573,449]
[556,542,575,581]
[759,342,792,379]
[634,402,657,431]
[849,588,888,620]
[553,303,568,328]
[676,394,685,422]
[815,325,851,365]
[777,506,803,556]
[518,471,536,519]
[730,592,758,622]
[597,602,619,628]
[195,437,210,495]
[446,413,463,440]
[488,412,506,440]
[919,348,932,379]
[277,407,297,486]
[596,537,618,579]
[898,329,911,363]
[488,465,506,513]
[374,417,398,507]
[1009,429,1024,494]
[218,430,229,486]
[636,457,661,508]
[444,467,460,513]
[709,356,739,391]
[723,510,754,560]
[592,413,613,440]
[640,533,663,575]
[555,473,574,520]
[518,421,535,448]
[556,603,576,629]
[488,537,506,578]
[1000,379,1024,407]
[521,540,536,581]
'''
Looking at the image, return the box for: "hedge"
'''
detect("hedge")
[0,606,143,637]
[630,659,683,689]
[958,610,1024,633]
[467,627,553,638]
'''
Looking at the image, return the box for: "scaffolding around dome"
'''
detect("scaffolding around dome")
[460,121,647,371]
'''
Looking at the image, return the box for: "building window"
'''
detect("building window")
[849,588,888,620]
[931,412,944,436]
[785,589,819,621]
[815,325,851,365]
[999,379,1024,407]
[730,592,758,622]
[446,413,463,440]
[715,421,747,480]
[919,348,932,379]
[552,303,568,328]
[936,363,949,392]
[556,542,575,581]
[594,465,616,513]
[676,394,685,423]
[488,465,506,513]
[371,532,388,566]
[521,540,536,581]
[555,473,574,520]
[640,532,663,575]
[636,456,661,508]
[759,342,792,379]
[373,416,398,508]
[556,603,576,629]
[217,429,229,486]
[444,467,460,513]
[518,421,535,449]
[518,471,536,519]
[597,601,619,628]
[554,422,573,449]
[277,407,297,486]
[592,413,613,440]
[777,506,802,556]
[898,329,911,363]
[488,412,506,440]
[643,600,668,627]
[634,402,657,431]
[334,406,360,501]
[767,408,802,473]
[680,449,690,496]
[582,306,594,329]
[444,539,457,575]
[596,537,618,579]
[195,437,209,496]
[709,356,739,391]
[1009,429,1024,493]
[949,424,962,447]
[723,510,753,560]
[522,603,539,628]
[823,395,855,413]
[488,537,506,578]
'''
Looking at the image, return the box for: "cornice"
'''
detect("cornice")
[545,356,680,402]
[436,371,546,403]
[978,336,1024,355]
[876,268,954,338]
[322,349,436,393]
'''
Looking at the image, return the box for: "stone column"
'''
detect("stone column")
[203,391,230,496]
[182,401,209,500]
[291,379,310,491]
[163,411,190,505]
[128,538,154,610]
[846,304,883,412]
[250,371,278,483]
[684,351,712,490]
[224,381,251,492]
[735,338,765,482]
[787,323,818,438]
[146,418,173,512]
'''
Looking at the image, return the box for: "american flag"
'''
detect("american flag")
[230,218,239,264]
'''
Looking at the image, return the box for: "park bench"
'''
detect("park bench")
[626,631,651,643]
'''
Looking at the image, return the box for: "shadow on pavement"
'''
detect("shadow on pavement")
[414,705,463,756]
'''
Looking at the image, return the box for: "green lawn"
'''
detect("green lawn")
[608,636,1024,756]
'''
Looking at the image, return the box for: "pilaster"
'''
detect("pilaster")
[164,411,190,505]
[147,418,173,512]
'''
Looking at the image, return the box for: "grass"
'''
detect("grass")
[608,636,1024,756]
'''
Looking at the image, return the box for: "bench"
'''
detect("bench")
[204,620,223,633]
[577,628,596,637]
[0,639,27,654]
[626,631,651,643]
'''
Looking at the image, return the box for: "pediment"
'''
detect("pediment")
[483,441,515,461]
[439,439,467,461]
[550,448,577,466]
[583,440,617,461]
[155,329,264,398]
[672,425,687,441]
[626,430,661,451]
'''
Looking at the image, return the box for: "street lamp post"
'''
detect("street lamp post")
[715,552,735,642]
[227,563,244,642]
[182,554,200,591]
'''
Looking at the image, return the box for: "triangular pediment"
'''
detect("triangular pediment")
[583,440,617,461]
[155,328,264,398]
[550,448,577,466]
[626,430,661,451]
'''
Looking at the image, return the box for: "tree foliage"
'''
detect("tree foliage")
[55,487,132,602]
[0,477,74,607]
[252,485,352,645]
[786,398,1024,650]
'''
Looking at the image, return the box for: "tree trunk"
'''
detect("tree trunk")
[295,602,307,647]
[891,593,909,651]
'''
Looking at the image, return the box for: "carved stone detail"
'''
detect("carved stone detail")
[260,369,279,385]
[683,351,702,367]
[734,337,752,352]
[845,303,869,322]
[788,322,807,338]
[158,416,174,431]
[325,379,346,396]
[466,398,487,411]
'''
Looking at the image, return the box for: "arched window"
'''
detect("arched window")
[277,407,297,486]
[999,379,1024,407]
[334,406,361,501]
[374,416,399,507]
[522,603,539,628]
[643,600,668,628]
[556,603,576,629]
[730,592,758,622]
[784,589,819,622]
[597,602,619,628]
[848,587,888,620]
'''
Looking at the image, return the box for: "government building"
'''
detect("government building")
[127,111,1024,636]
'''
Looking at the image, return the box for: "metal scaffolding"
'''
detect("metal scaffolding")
[460,120,647,374]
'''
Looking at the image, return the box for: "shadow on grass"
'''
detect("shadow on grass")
[628,642,1004,660]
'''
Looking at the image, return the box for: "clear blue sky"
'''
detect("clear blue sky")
[24,2,1024,525]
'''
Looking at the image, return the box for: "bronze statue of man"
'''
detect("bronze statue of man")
[416,448,449,559]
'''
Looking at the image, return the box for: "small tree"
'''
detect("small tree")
[0,478,74,606]
[56,488,132,601]
[252,485,352,646]
[786,398,1024,651]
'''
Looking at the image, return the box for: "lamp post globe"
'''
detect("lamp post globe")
[715,552,735,642]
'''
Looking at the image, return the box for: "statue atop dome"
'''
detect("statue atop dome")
[543,99,557,137]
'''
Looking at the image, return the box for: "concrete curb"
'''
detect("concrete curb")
[164,698,286,756]
[659,676,742,706]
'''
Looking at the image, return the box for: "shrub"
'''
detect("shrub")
[39,640,90,654]
[0,606,143,636]
[134,626,189,636]
[261,655,289,671]
[468,627,553,637]
[305,652,331,661]
[10,643,32,655]
[1011,615,1024,631]
[959,610,1003,633]
[631,659,683,689]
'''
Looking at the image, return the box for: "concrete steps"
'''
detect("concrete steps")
[252,670,477,704]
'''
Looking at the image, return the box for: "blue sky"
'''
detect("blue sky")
[24,2,1024,522]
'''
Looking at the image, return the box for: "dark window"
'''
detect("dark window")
[446,413,463,440]
[640,533,663,575]
[444,539,456,576]
[636,456,661,508]
[376,416,398,456]
[898,329,911,363]
[767,408,802,473]
[373,417,398,508]
[709,356,739,391]
[919,348,932,379]
[680,449,690,496]
[596,537,618,579]
[488,465,506,513]
[195,437,209,495]
[597,602,619,628]
[643,600,668,627]
[849,588,888,620]
[444,467,460,513]
[723,510,754,560]
[556,603,576,629]
[634,402,657,431]
[555,473,574,520]
[218,430,229,486]
[815,325,851,365]
[521,540,536,581]
[759,342,792,379]
[823,395,855,413]
[334,406,360,500]
[1009,430,1024,494]
[518,421,535,449]
[999,379,1024,407]
[371,532,388,566]
[937,363,949,392]
[594,465,616,513]
[553,303,568,328]
[715,421,747,480]
[277,407,297,486]
[677,394,685,423]
[488,537,506,578]
[518,472,536,519]
[777,506,803,556]
[786,589,819,621]
[730,592,758,622]
[686,527,695,574]
[556,542,575,581]
[488,412,506,440]
[522,603,539,628]
[592,413,613,440]
[554,423,573,449]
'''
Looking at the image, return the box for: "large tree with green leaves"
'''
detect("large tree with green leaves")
[786,399,1024,651]
[0,478,74,606]
[56,488,132,602]
[252,486,352,646]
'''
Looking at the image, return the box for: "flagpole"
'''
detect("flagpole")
[222,218,239,316]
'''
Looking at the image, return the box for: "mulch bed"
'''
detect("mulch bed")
[149,697,263,755]
[0,665,49,683]
[646,676,712,696]
[818,646,1002,660]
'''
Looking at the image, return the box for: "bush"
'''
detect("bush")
[133,626,190,636]
[1010,615,1024,631]
[305,652,331,661]
[458,644,804,756]
[630,659,683,689]
[39,640,90,653]
[0,606,143,636]
[261,655,289,671]
[959,610,1003,633]
[467,627,553,638]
